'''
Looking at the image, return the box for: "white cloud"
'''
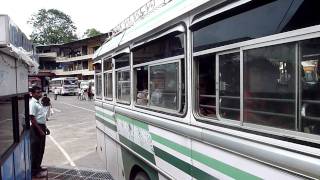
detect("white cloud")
[0,0,149,38]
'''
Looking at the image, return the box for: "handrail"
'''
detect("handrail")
[109,0,173,39]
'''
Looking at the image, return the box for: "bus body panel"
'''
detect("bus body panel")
[96,105,309,179]
[94,0,320,179]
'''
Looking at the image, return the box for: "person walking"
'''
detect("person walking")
[29,86,50,178]
[41,93,52,121]
[54,87,59,100]
[88,84,92,101]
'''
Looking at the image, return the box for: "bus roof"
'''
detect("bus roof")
[93,0,211,60]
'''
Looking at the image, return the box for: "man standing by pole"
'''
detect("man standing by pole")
[29,86,50,178]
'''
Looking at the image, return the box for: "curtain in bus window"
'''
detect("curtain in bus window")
[150,63,179,110]
[243,43,296,130]
[0,97,14,157]
[196,54,216,118]
[219,52,240,120]
[300,38,320,135]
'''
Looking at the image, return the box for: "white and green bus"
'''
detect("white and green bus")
[93,0,320,179]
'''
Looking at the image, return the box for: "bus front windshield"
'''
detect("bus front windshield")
[64,80,77,85]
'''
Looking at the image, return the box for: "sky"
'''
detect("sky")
[0,0,150,38]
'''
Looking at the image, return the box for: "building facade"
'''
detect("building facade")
[34,34,108,91]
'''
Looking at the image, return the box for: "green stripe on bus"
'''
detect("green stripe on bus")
[96,109,115,121]
[96,115,117,131]
[151,133,261,180]
[154,146,217,180]
[96,113,116,126]
[115,114,148,130]
[119,135,155,164]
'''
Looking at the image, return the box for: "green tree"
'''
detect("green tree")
[83,28,102,38]
[28,9,78,45]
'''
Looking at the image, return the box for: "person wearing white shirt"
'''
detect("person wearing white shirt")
[29,86,50,178]
[54,87,59,100]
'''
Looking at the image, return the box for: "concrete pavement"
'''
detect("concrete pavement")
[42,94,105,170]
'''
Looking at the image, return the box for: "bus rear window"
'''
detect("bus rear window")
[64,80,77,85]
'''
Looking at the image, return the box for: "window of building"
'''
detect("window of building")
[0,97,14,157]
[83,60,88,69]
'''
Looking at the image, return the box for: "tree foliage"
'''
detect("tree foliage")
[83,28,102,38]
[28,9,78,45]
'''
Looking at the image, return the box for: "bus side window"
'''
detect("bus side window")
[243,43,296,130]
[135,66,148,106]
[300,38,320,135]
[195,54,216,118]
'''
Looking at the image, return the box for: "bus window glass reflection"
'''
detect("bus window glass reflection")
[218,52,240,121]
[243,43,296,129]
[196,54,216,118]
[300,38,320,135]
[150,63,179,110]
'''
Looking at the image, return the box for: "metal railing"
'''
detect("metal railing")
[109,0,172,39]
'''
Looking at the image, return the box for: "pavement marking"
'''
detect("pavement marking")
[53,108,61,112]
[48,135,76,167]
[59,102,95,113]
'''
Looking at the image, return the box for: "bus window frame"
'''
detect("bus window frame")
[94,60,103,100]
[103,70,113,101]
[103,57,113,101]
[131,24,187,116]
[133,58,182,114]
[115,67,131,105]
[192,24,320,142]
[216,49,241,125]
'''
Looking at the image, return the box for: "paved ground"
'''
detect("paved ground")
[42,94,105,170]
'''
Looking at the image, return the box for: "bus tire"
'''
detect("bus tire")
[133,171,150,180]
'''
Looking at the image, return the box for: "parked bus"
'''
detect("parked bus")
[0,14,36,179]
[50,77,78,95]
[93,0,320,179]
